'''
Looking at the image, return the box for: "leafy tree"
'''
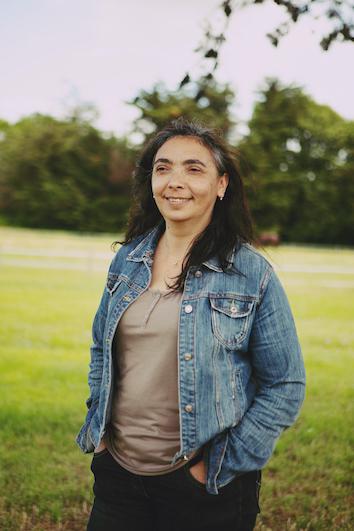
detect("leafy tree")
[0,119,10,134]
[129,80,236,144]
[240,78,354,244]
[0,113,134,232]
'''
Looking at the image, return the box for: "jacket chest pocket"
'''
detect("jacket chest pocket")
[210,296,255,349]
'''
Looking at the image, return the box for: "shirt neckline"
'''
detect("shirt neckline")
[147,287,180,297]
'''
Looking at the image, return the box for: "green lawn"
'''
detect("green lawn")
[0,227,353,530]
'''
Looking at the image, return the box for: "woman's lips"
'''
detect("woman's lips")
[164,197,192,204]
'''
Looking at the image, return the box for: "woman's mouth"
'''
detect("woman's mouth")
[164,197,191,204]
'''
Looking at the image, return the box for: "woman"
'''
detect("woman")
[76,118,306,531]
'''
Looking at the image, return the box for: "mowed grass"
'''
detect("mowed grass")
[0,227,353,530]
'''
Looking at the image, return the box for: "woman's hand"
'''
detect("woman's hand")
[94,440,107,453]
[189,459,207,484]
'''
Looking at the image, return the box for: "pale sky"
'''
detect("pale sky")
[1,0,353,140]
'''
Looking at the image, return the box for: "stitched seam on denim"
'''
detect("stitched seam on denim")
[213,342,225,430]
[214,432,228,492]
[211,306,251,348]
[257,266,273,308]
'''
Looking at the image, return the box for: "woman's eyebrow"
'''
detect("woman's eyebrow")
[153,158,207,167]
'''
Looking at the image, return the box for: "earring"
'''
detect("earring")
[219,195,224,201]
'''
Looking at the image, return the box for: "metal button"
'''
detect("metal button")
[230,305,237,314]
[123,295,131,302]
[184,304,193,314]
[185,404,193,413]
[195,270,202,278]
[184,353,193,361]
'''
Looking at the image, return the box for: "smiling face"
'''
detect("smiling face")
[151,136,228,233]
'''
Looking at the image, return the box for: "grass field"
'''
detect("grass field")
[0,227,353,530]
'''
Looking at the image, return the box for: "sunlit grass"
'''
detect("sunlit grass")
[0,227,353,530]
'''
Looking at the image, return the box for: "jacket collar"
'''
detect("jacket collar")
[202,248,236,272]
[126,224,163,262]
[127,224,236,272]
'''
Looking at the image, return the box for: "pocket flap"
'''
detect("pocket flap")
[210,297,254,318]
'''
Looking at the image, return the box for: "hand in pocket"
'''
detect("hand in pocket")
[189,459,207,484]
[94,440,107,454]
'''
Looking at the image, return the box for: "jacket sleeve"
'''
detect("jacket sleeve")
[225,267,306,472]
[75,279,111,453]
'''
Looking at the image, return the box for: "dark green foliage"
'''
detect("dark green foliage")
[241,79,354,244]
[129,80,235,144]
[0,113,134,232]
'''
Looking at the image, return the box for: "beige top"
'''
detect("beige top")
[105,288,197,475]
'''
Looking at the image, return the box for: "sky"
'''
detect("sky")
[1,0,353,140]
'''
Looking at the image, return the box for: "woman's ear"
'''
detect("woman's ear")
[219,173,229,196]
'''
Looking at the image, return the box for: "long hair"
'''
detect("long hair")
[115,117,256,291]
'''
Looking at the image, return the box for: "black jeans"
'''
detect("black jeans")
[87,449,261,531]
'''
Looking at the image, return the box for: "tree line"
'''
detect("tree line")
[0,78,353,245]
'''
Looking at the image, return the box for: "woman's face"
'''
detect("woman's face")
[151,136,228,231]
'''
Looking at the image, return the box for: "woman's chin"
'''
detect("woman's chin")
[160,210,192,223]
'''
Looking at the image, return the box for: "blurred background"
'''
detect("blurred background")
[0,1,353,530]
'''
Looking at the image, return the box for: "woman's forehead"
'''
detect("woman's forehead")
[154,136,214,164]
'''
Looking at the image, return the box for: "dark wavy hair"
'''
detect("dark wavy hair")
[115,117,256,291]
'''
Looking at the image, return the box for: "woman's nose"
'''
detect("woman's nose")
[167,170,185,188]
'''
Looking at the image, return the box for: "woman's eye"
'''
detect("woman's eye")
[156,167,167,172]
[189,167,201,172]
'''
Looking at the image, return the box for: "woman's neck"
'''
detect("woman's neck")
[162,224,200,258]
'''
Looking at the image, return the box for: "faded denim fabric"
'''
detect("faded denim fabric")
[76,225,306,495]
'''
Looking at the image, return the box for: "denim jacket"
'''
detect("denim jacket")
[76,225,306,495]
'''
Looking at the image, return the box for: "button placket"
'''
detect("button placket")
[179,280,197,453]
